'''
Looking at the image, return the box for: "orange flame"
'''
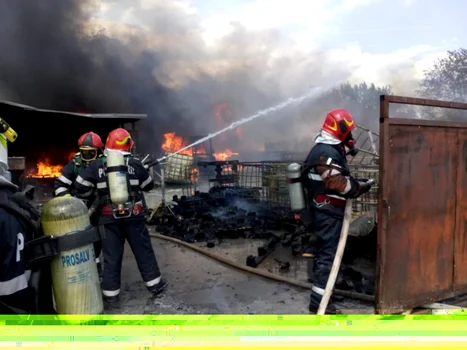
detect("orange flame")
[190,167,199,182]
[27,159,64,178]
[213,149,239,161]
[214,103,243,141]
[161,132,206,155]
[161,132,190,155]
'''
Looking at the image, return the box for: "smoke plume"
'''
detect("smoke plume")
[0,0,419,157]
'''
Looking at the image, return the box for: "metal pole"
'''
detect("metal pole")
[160,163,166,205]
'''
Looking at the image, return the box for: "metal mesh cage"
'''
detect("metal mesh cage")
[156,124,380,221]
[348,124,379,166]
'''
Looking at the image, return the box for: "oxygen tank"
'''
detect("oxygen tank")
[287,163,306,213]
[41,196,103,314]
[107,149,129,205]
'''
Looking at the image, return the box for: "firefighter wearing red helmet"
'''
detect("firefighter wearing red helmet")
[303,109,373,314]
[75,128,167,304]
[53,131,105,279]
[54,132,104,198]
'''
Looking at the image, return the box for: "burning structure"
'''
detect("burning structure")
[2,100,146,197]
[154,103,244,185]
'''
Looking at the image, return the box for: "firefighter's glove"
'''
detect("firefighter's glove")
[355,180,373,197]
[349,179,373,198]
[63,194,71,197]
[142,154,155,169]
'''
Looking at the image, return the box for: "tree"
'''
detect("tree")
[273,81,393,152]
[419,48,467,102]
[417,48,467,121]
[307,82,392,133]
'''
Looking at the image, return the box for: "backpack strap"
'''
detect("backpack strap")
[73,153,105,177]
[25,226,104,267]
[0,195,103,267]
[73,153,82,177]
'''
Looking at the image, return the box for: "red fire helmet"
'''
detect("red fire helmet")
[78,132,103,150]
[321,109,356,142]
[105,128,134,152]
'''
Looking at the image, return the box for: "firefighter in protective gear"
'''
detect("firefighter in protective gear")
[0,120,54,314]
[53,132,104,198]
[53,131,104,279]
[304,109,373,314]
[0,124,31,313]
[75,128,167,303]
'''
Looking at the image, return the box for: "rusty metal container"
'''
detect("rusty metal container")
[376,95,467,314]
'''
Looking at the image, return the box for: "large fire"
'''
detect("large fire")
[161,132,206,156]
[161,132,238,161]
[26,152,76,179]
[26,159,63,178]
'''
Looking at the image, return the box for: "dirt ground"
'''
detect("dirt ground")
[33,184,374,314]
[103,227,374,314]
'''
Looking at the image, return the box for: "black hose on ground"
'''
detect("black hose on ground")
[149,233,375,303]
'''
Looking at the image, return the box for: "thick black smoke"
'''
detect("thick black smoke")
[0,0,404,159]
[0,0,188,153]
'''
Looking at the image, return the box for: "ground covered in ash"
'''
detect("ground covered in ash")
[147,186,377,298]
[104,233,374,314]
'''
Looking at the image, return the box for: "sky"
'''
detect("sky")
[92,0,465,95]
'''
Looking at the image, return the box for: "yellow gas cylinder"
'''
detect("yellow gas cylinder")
[41,196,103,314]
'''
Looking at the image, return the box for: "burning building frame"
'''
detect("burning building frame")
[2,100,146,196]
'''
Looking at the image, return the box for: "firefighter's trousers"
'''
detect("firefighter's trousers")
[309,205,344,309]
[100,217,162,298]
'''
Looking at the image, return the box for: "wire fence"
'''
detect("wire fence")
[155,124,380,221]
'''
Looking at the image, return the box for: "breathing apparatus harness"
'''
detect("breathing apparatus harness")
[286,141,356,226]
[0,186,102,269]
[0,186,104,315]
[98,154,144,219]
[299,143,354,194]
[73,152,104,177]
[0,120,103,314]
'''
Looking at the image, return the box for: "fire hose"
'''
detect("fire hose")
[149,232,375,303]
[317,198,353,314]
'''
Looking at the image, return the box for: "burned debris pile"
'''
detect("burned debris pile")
[149,187,296,245]
[148,160,296,244]
[147,158,378,296]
